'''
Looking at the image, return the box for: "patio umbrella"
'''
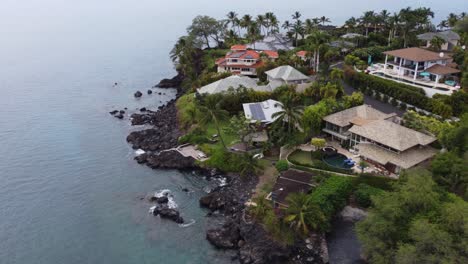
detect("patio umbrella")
[419,72,431,77]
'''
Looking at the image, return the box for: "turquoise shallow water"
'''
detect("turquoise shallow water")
[0,1,465,263]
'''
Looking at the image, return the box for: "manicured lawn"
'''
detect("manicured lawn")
[288,150,315,166]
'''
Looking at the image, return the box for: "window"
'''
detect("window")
[242,68,250,72]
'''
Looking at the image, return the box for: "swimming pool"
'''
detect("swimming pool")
[323,153,354,169]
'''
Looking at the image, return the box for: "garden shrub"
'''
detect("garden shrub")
[309,176,354,220]
[203,148,246,173]
[275,160,289,172]
[178,128,210,144]
[354,183,384,208]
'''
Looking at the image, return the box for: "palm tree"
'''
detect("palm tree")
[226,11,240,35]
[388,12,400,45]
[240,14,253,36]
[239,153,262,177]
[438,20,448,30]
[360,11,376,37]
[249,195,272,220]
[284,193,327,235]
[269,15,280,34]
[246,22,261,48]
[429,36,446,51]
[379,10,390,33]
[319,16,331,26]
[344,17,358,32]
[170,35,198,78]
[196,94,229,148]
[292,11,301,21]
[292,20,304,46]
[447,13,459,28]
[272,95,303,135]
[256,14,267,36]
[305,19,318,34]
[306,30,330,72]
[264,12,278,35]
[282,20,291,31]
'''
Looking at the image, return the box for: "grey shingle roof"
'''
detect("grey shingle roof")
[349,120,436,151]
[197,75,271,94]
[417,30,460,42]
[265,65,309,82]
[323,105,396,127]
[247,34,293,51]
[357,143,437,169]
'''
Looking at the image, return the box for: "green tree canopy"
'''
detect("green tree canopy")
[356,170,468,264]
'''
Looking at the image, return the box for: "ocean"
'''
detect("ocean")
[1,1,465,263]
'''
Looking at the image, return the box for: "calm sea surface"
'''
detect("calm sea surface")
[0,1,465,263]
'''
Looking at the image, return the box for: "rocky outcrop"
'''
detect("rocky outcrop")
[153,205,184,224]
[126,100,180,152]
[339,206,368,222]
[147,89,152,95]
[137,150,196,170]
[206,219,241,249]
[154,73,184,88]
[134,91,143,98]
[239,222,291,264]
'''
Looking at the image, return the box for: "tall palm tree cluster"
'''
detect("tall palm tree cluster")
[225,11,280,44]
[282,11,331,45]
[438,12,467,30]
[345,7,436,47]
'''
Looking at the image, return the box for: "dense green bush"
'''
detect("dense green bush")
[354,174,395,190]
[354,183,384,208]
[275,160,289,172]
[309,176,354,220]
[343,68,454,118]
[178,128,210,144]
[203,148,246,173]
[351,45,389,61]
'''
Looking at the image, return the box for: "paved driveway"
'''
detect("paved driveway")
[343,82,405,117]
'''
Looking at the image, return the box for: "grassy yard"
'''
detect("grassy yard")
[176,93,239,153]
[288,150,315,166]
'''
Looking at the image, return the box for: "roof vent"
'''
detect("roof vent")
[439,52,444,58]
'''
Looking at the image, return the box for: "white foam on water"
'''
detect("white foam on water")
[179,219,196,228]
[153,189,178,209]
[148,206,157,214]
[154,189,171,198]
[167,197,178,209]
[135,149,146,156]
[217,177,227,187]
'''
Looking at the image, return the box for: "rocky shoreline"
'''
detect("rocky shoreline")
[123,76,328,264]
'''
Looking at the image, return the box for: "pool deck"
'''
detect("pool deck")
[327,142,361,174]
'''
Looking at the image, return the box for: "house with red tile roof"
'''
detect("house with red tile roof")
[296,50,308,61]
[216,45,278,76]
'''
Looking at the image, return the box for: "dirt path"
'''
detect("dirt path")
[252,161,278,198]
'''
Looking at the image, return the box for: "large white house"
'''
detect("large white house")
[265,65,310,89]
[381,47,460,86]
[216,45,278,76]
[197,75,271,94]
[243,99,283,124]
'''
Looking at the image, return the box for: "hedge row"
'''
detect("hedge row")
[344,68,453,118]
